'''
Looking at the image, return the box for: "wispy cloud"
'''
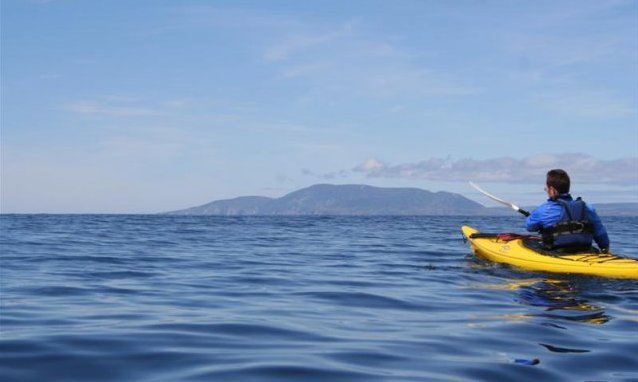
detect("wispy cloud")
[261,19,481,99]
[352,154,638,185]
[532,91,636,118]
[301,168,349,180]
[57,96,222,117]
[493,1,636,117]
[167,5,484,100]
[503,33,618,76]
[362,68,481,97]
[60,100,161,117]
[169,5,301,31]
[264,27,352,62]
[278,62,333,79]
[39,73,62,80]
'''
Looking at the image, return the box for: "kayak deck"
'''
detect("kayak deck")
[461,225,638,279]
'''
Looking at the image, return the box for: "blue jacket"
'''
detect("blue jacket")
[526,194,610,250]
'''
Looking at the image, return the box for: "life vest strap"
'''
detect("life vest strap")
[542,220,594,237]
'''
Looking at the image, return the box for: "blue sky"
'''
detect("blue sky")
[2,0,637,213]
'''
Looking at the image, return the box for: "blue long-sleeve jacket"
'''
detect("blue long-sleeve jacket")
[525,194,610,250]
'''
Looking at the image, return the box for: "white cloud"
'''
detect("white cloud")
[353,154,638,185]
[355,158,384,172]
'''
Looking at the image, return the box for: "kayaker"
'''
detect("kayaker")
[526,169,610,253]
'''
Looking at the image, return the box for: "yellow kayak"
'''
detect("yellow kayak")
[461,225,638,279]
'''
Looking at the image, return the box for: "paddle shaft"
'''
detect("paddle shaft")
[469,181,531,217]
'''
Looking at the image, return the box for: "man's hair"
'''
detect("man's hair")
[546,169,570,194]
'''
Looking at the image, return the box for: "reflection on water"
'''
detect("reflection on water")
[472,277,614,366]
[476,278,612,325]
[514,279,611,325]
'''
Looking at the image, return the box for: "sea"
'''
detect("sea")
[1,214,637,382]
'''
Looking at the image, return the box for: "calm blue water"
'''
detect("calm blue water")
[1,215,637,382]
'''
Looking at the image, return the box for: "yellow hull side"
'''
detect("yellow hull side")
[461,225,638,279]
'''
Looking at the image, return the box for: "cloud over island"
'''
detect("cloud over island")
[352,154,638,185]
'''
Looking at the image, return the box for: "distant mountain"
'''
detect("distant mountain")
[170,196,274,215]
[165,184,638,216]
[166,184,488,215]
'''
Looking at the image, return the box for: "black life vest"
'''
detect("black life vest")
[541,197,594,250]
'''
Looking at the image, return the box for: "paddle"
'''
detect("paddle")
[469,181,530,217]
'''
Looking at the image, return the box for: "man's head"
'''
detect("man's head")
[546,169,570,198]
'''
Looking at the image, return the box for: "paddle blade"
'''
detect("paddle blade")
[469,181,530,217]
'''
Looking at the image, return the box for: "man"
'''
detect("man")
[526,169,610,253]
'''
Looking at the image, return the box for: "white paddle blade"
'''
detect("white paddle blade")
[469,181,531,217]
[469,181,517,210]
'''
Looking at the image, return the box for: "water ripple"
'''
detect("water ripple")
[1,215,637,382]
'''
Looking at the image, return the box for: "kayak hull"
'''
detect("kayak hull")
[461,225,638,279]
